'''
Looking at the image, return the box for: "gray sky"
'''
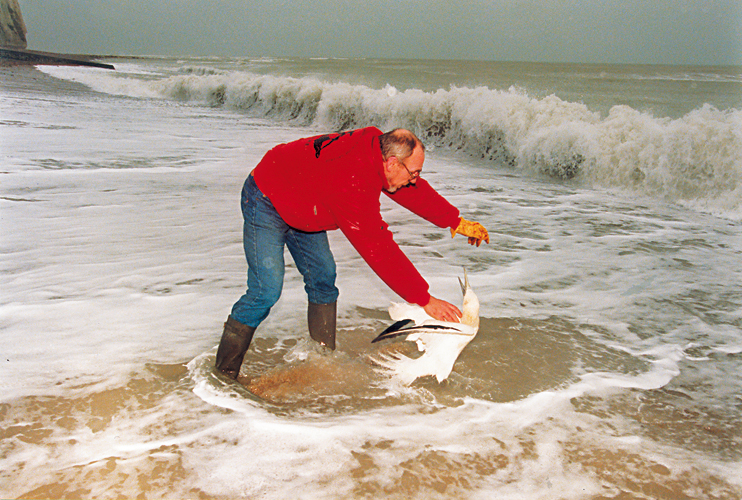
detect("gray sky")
[20,0,742,65]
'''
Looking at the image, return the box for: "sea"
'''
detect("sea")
[1,56,741,499]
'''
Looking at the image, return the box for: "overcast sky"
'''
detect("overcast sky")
[20,0,742,65]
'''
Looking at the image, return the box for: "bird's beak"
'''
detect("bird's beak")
[458,268,470,295]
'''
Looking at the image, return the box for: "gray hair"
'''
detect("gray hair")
[379,128,425,160]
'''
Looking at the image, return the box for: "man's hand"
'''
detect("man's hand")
[451,218,490,247]
[424,296,462,322]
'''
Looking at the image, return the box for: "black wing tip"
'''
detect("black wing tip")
[371,331,407,343]
[371,320,467,343]
[371,319,414,343]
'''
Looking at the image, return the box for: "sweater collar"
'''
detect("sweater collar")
[374,135,392,191]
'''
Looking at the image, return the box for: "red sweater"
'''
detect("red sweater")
[253,127,461,306]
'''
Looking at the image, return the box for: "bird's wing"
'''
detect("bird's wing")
[374,300,476,344]
[370,319,414,343]
[370,327,478,385]
[418,333,476,382]
[371,321,472,344]
[416,320,477,336]
[371,271,480,385]
[370,334,472,385]
[369,349,442,386]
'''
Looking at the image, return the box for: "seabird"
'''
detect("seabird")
[370,270,480,385]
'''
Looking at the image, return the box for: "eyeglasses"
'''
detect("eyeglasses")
[397,157,422,182]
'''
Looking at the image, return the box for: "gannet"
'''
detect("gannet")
[370,271,480,385]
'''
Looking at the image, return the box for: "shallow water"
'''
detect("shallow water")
[1,60,741,498]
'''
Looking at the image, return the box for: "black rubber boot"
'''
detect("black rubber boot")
[215,316,256,379]
[308,301,336,350]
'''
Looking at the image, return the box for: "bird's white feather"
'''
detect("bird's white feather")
[370,271,480,385]
[388,302,430,324]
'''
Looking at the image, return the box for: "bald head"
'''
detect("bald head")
[379,128,425,161]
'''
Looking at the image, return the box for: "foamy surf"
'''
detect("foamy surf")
[183,321,740,499]
[37,60,742,218]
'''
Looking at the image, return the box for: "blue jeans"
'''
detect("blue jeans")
[230,175,339,328]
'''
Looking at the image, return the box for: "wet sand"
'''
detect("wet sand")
[2,319,740,499]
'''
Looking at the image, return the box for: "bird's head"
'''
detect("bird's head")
[458,269,480,329]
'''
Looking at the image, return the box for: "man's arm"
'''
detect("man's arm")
[384,178,461,229]
[336,208,432,307]
[388,178,490,247]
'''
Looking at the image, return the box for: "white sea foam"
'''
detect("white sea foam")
[38,63,742,218]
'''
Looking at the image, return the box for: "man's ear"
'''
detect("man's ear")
[382,156,393,172]
[386,156,402,171]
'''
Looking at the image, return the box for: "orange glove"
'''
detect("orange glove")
[451,218,490,247]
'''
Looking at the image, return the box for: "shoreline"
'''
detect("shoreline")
[0,64,104,96]
[0,47,114,69]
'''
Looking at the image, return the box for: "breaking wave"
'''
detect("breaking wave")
[45,65,742,216]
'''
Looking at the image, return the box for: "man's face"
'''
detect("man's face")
[384,146,424,193]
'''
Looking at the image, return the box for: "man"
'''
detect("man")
[216,127,489,379]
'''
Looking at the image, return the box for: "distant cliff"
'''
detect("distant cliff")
[0,0,27,48]
[0,0,114,69]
